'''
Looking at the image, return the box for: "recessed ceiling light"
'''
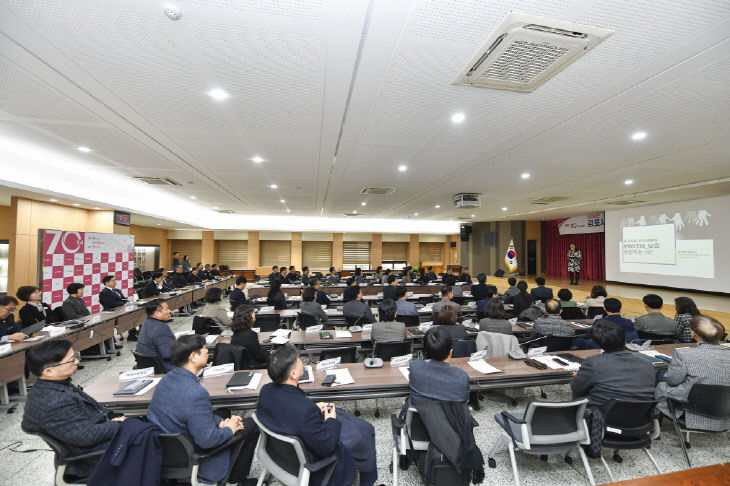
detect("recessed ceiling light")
[521,172,530,179]
[93,207,101,210]
[413,212,419,216]
[631,131,647,141]
[471,214,476,218]
[398,164,407,172]
[502,207,508,211]
[190,196,196,199]
[451,112,466,124]
[156,223,161,226]
[352,210,357,214]
[434,204,440,209]
[49,198,58,202]
[213,206,219,210]
[77,146,91,153]
[286,209,291,213]
[251,156,264,163]
[269,184,278,189]
[624,179,634,185]
[280,199,286,203]
[361,201,367,206]
[72,203,80,207]
[206,88,229,101]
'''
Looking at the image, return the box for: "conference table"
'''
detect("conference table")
[0,276,235,407]
[247,282,466,299]
[84,343,689,414]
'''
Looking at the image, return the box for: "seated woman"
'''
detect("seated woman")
[557,288,577,308]
[230,304,269,368]
[655,315,730,432]
[371,299,406,343]
[478,298,512,334]
[299,286,328,324]
[470,273,489,301]
[17,285,57,326]
[584,285,608,309]
[200,287,232,328]
[436,306,466,341]
[266,279,287,310]
[510,280,534,318]
[673,296,700,343]
[256,344,378,486]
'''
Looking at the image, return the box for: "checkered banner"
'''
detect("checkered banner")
[40,230,135,314]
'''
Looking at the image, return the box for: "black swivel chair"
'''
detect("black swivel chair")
[159,432,246,486]
[256,313,282,332]
[586,307,605,319]
[560,307,586,320]
[32,432,106,486]
[452,339,476,358]
[297,313,320,330]
[395,314,420,326]
[637,331,676,345]
[374,341,412,362]
[132,351,167,375]
[545,334,575,352]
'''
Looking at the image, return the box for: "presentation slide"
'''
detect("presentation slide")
[605,194,729,292]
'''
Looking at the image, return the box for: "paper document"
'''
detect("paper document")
[227,373,263,392]
[135,378,161,396]
[328,368,355,386]
[270,336,289,344]
[639,350,672,360]
[467,360,503,375]
[205,335,219,345]
[335,331,352,338]
[22,336,44,342]
[398,367,410,381]
[271,329,291,337]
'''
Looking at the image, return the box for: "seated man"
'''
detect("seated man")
[570,320,655,456]
[142,272,164,299]
[342,285,376,324]
[300,286,328,324]
[459,266,472,283]
[22,340,125,479]
[286,265,298,282]
[257,344,378,486]
[229,276,251,311]
[395,285,418,317]
[186,266,204,285]
[575,298,637,349]
[502,277,520,300]
[441,267,458,287]
[0,296,29,343]
[267,265,280,284]
[382,274,398,301]
[311,279,331,306]
[209,264,220,277]
[158,268,175,292]
[655,315,730,431]
[300,266,311,286]
[425,266,437,281]
[99,275,128,310]
[475,285,499,314]
[557,288,577,308]
[532,299,575,338]
[530,276,553,302]
[407,326,470,406]
[371,299,406,343]
[634,294,677,336]
[326,267,340,285]
[171,266,188,288]
[61,283,90,319]
[202,264,213,280]
[381,268,392,285]
[148,335,259,486]
[135,299,175,371]
[470,273,489,301]
[431,285,461,322]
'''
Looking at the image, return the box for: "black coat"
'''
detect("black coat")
[230,329,268,366]
[19,302,57,326]
[99,287,128,311]
[171,273,188,288]
[267,291,287,310]
[142,281,161,299]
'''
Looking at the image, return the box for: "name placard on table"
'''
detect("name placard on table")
[119,367,154,382]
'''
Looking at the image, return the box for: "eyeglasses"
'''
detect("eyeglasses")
[45,351,81,369]
[1,306,17,312]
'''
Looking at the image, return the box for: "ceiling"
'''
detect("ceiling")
[0,0,728,230]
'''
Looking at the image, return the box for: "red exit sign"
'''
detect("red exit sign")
[114,211,131,226]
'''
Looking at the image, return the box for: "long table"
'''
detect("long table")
[84,344,689,414]
[0,276,235,406]
[247,283,461,299]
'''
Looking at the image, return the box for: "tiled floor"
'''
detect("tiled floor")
[1,309,728,486]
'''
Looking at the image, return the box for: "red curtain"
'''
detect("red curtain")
[543,219,605,281]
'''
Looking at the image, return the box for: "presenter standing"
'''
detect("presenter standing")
[567,243,582,285]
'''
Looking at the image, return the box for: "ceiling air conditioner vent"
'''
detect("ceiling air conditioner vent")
[531,196,569,205]
[215,209,237,214]
[453,193,481,208]
[342,212,363,217]
[360,187,395,195]
[607,200,646,206]
[453,12,613,92]
[132,176,182,186]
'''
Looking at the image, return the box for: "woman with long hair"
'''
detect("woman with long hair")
[674,297,700,343]
[230,304,268,366]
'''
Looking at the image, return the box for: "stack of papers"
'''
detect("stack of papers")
[467,360,502,374]
[270,329,291,344]
[335,331,352,338]
[327,368,355,387]
[257,306,275,312]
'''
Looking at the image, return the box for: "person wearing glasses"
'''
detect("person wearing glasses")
[22,340,125,480]
[17,285,57,326]
[0,296,30,343]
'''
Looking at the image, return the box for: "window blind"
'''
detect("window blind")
[382,242,407,261]
[216,240,248,268]
[260,240,291,267]
[302,241,332,270]
[170,240,202,266]
[419,242,443,264]
[343,242,370,269]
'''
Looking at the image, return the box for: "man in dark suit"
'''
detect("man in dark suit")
[267,266,280,284]
[325,267,340,285]
[209,264,220,277]
[229,276,251,311]
[311,279,331,306]
[99,275,128,310]
[530,276,554,302]
[257,344,378,486]
[382,274,398,301]
[201,264,213,280]
[342,286,376,324]
[186,267,204,285]
[300,266,311,286]
[459,266,472,283]
[286,265,298,282]
[634,294,677,336]
[135,300,175,371]
[171,266,188,288]
[158,268,175,292]
[426,266,437,281]
[0,296,29,343]
[142,273,164,299]
[172,251,180,269]
[22,340,125,478]
[148,335,259,485]
[441,267,458,286]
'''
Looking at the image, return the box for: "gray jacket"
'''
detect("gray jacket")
[656,344,730,430]
[431,298,461,322]
[634,312,677,336]
[200,301,231,328]
[478,318,512,335]
[371,320,407,343]
[300,301,328,323]
[476,331,520,357]
[325,274,340,285]
[343,299,376,324]
[61,296,90,319]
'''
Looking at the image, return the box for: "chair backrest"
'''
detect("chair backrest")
[319,346,358,363]
[213,343,253,370]
[251,413,308,486]
[297,312,319,330]
[452,339,476,358]
[586,306,604,318]
[686,384,730,419]
[256,313,282,332]
[636,331,676,344]
[451,296,467,306]
[545,334,574,352]
[418,296,436,305]
[52,306,67,323]
[132,351,167,374]
[603,399,658,438]
[405,406,430,449]
[374,341,411,361]
[134,268,144,279]
[560,307,586,319]
[395,314,420,326]
[522,399,589,447]
[158,434,195,480]
[345,315,365,326]
[192,315,221,335]
[33,431,73,463]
